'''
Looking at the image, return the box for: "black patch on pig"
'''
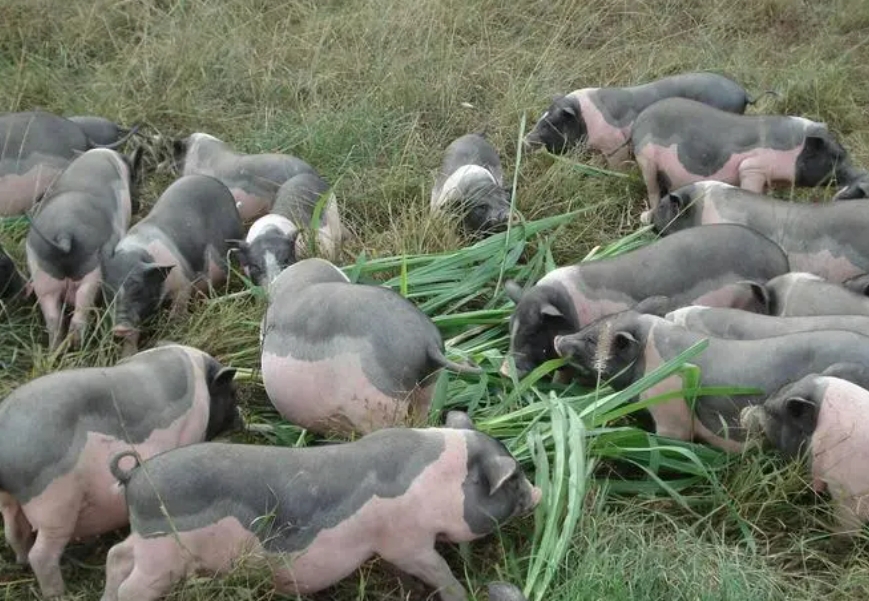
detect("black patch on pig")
[795,126,850,187]
[507,283,578,377]
[123,431,446,551]
[273,171,331,225]
[460,431,534,535]
[0,347,202,503]
[0,245,24,299]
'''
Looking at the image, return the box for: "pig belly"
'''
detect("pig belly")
[639,144,801,189]
[0,165,63,216]
[787,251,864,284]
[21,394,210,540]
[575,93,631,167]
[127,518,265,581]
[811,387,869,524]
[261,351,421,435]
[231,188,273,222]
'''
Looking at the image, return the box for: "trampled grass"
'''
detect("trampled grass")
[1,0,869,599]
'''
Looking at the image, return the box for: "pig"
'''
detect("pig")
[66,116,141,148]
[100,411,541,601]
[649,180,869,283]
[761,272,869,317]
[487,582,529,601]
[102,174,244,356]
[167,132,318,221]
[502,224,789,378]
[523,72,758,167]
[666,306,869,340]
[25,147,142,349]
[261,258,482,436]
[632,98,861,220]
[0,343,240,599]
[741,375,869,534]
[551,309,869,453]
[431,133,514,235]
[233,172,345,286]
[833,172,869,200]
[0,110,141,216]
[0,242,26,301]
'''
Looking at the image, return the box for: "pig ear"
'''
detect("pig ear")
[842,273,869,297]
[613,331,639,352]
[482,455,518,496]
[143,263,173,282]
[445,410,476,430]
[632,295,671,316]
[784,396,819,433]
[504,280,524,304]
[540,302,563,318]
[666,192,684,211]
[226,239,250,261]
[804,134,827,153]
[739,281,771,314]
[211,366,237,388]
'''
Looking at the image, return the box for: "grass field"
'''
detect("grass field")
[2,0,869,599]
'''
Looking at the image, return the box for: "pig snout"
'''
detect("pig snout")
[639,210,653,225]
[528,485,543,511]
[522,132,543,152]
[552,334,572,357]
[112,323,137,339]
[739,406,767,443]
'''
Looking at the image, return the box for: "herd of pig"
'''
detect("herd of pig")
[2,69,869,600]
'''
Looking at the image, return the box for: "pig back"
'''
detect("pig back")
[574,224,787,304]
[0,346,206,503]
[122,431,447,551]
[263,281,444,393]
[139,174,244,271]
[0,111,89,163]
[272,172,331,225]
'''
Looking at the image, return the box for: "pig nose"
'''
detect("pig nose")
[639,210,652,225]
[553,335,568,357]
[112,324,136,338]
[530,485,543,507]
[499,359,513,378]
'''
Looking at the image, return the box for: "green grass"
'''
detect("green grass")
[2,0,869,599]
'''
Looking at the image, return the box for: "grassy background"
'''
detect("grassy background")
[2,0,869,599]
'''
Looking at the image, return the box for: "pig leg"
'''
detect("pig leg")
[27,525,73,597]
[635,154,661,210]
[0,493,34,564]
[69,268,102,348]
[36,291,65,350]
[168,287,191,319]
[100,540,135,601]
[380,541,467,601]
[115,567,177,601]
[737,161,769,194]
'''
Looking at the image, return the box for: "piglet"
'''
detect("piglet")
[100,411,541,601]
[742,374,869,534]
[0,111,140,216]
[632,98,861,219]
[234,171,345,286]
[502,224,788,378]
[431,133,515,235]
[0,343,240,599]
[25,147,142,349]
[167,132,318,221]
[66,116,141,148]
[523,72,757,167]
[102,174,244,355]
[261,258,482,436]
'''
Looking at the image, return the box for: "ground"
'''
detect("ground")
[1,0,869,599]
